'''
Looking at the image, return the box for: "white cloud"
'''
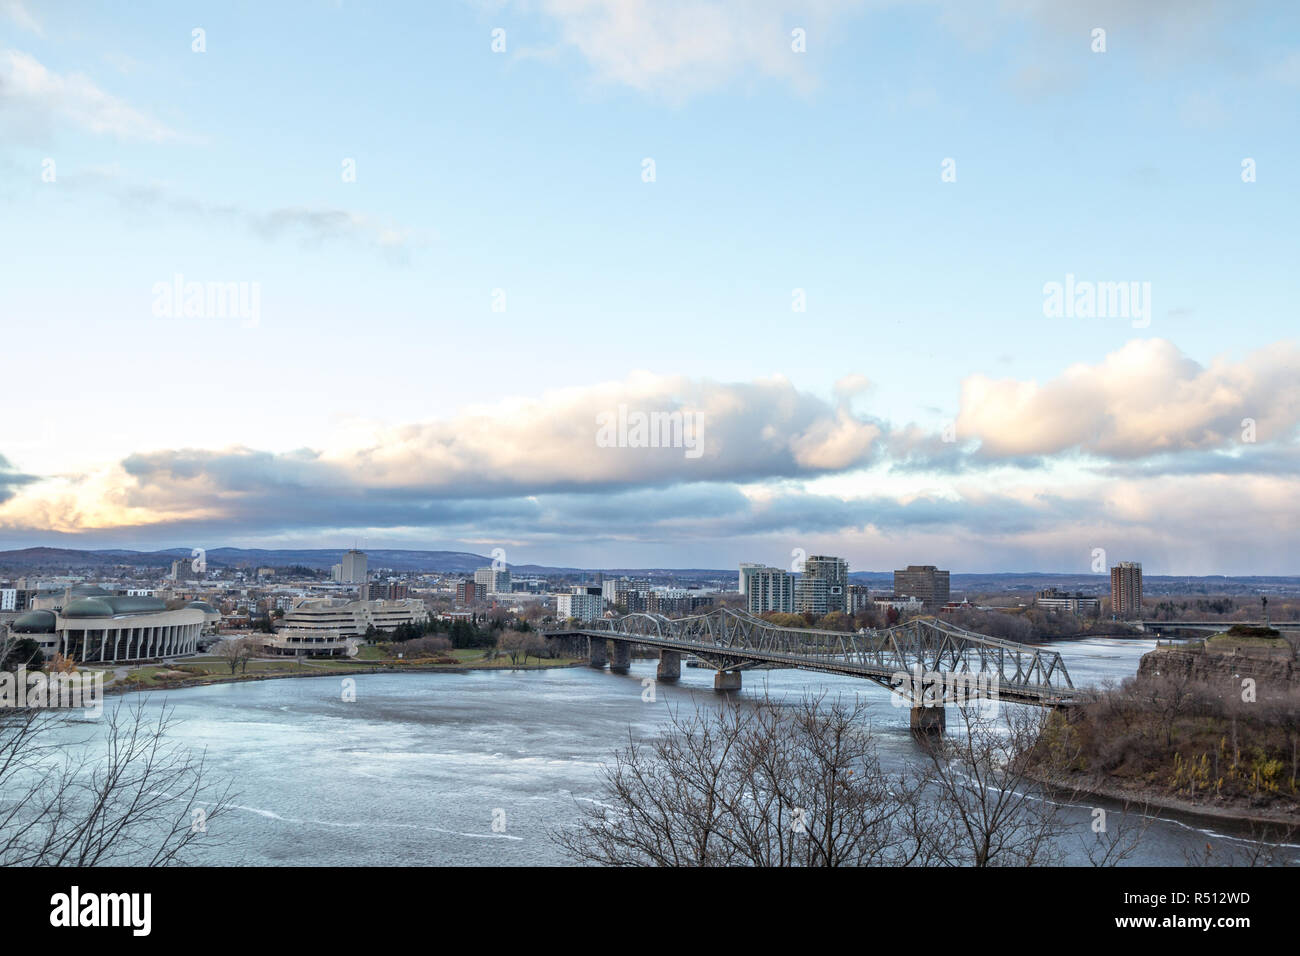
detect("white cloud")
[0,1,41,35]
[832,373,872,406]
[520,0,864,95]
[0,48,181,142]
[957,339,1300,459]
[4,346,1298,572]
[0,373,886,531]
[515,0,1253,96]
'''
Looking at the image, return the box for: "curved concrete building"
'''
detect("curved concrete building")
[186,600,222,628]
[11,596,203,663]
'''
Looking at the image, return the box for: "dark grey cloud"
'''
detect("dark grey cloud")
[1092,446,1300,480]
[0,454,38,505]
[58,169,424,259]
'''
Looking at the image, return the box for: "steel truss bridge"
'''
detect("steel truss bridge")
[544,607,1082,710]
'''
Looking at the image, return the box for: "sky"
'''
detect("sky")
[0,0,1298,574]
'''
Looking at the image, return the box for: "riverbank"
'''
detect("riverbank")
[91,653,587,697]
[1032,638,1300,830]
[1033,767,1300,828]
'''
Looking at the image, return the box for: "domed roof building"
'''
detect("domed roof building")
[61,597,117,618]
[69,584,112,597]
[9,595,202,664]
[11,609,57,634]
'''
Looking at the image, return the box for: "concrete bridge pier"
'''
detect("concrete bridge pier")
[714,669,742,692]
[910,705,945,736]
[609,640,632,674]
[656,650,682,681]
[588,637,608,669]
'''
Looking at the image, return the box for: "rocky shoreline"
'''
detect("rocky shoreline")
[1034,768,1300,829]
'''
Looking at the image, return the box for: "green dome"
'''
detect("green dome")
[70,584,111,597]
[11,610,56,633]
[61,597,116,618]
[61,596,167,618]
[104,596,167,615]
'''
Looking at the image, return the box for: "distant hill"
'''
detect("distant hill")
[0,548,1295,594]
[0,547,494,573]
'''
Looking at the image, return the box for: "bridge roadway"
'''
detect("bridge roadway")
[544,609,1084,733]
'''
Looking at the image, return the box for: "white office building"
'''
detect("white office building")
[874,595,924,614]
[557,589,604,623]
[474,566,512,594]
[738,563,764,596]
[744,566,795,615]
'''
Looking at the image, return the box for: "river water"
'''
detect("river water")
[46,637,1300,865]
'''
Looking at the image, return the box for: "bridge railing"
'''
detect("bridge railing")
[547,608,1076,698]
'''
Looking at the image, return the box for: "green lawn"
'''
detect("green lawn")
[112,649,580,687]
[1205,632,1291,650]
[443,648,577,668]
[374,646,577,668]
[122,659,317,685]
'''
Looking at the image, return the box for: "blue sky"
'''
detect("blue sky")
[1,1,1298,573]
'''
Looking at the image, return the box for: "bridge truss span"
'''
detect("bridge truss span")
[546,607,1081,708]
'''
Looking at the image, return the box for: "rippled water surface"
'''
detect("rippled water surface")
[49,637,1299,865]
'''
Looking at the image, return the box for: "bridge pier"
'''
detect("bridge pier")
[541,615,1078,718]
[714,669,742,692]
[910,705,945,736]
[656,650,681,681]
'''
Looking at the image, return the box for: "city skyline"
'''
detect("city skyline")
[2,2,1299,574]
[0,541,1231,582]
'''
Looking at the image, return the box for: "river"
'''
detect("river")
[40,636,1300,865]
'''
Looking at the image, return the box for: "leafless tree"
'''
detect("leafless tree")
[556,692,1166,867]
[0,699,235,866]
[1183,821,1297,867]
[496,630,536,666]
[553,693,928,866]
[905,704,1070,867]
[525,632,551,660]
[1131,670,1204,750]
[391,636,452,659]
[1074,800,1159,867]
[214,636,258,675]
[722,694,926,866]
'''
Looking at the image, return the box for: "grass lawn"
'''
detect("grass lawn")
[112,649,581,687]
[372,646,579,668]
[1205,633,1291,650]
[443,648,576,667]
[121,659,319,685]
